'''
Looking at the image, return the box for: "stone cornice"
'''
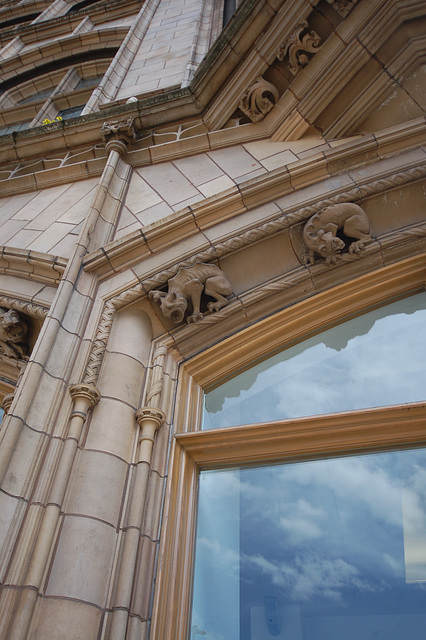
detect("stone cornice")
[82,120,426,278]
[0,247,66,285]
[0,0,142,46]
[0,0,423,174]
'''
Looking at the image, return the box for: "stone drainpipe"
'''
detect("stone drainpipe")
[3,118,136,640]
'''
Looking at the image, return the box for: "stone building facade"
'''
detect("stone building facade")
[0,0,425,638]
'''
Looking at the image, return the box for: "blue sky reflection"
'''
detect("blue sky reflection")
[203,293,426,429]
[190,449,426,640]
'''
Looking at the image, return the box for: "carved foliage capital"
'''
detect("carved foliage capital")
[69,383,101,408]
[238,77,279,123]
[136,406,166,429]
[277,20,322,75]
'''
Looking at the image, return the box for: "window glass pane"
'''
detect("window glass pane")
[58,105,84,120]
[191,448,426,640]
[0,121,31,136]
[203,292,426,429]
[18,89,53,104]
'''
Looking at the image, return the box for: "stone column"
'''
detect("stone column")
[5,384,100,640]
[0,120,134,640]
[107,406,165,640]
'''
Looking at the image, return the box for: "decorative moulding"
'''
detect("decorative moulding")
[238,77,280,123]
[0,247,66,285]
[82,134,426,279]
[276,20,323,75]
[183,253,426,386]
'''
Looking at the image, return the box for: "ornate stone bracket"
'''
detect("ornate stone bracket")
[100,116,136,153]
[238,77,280,123]
[326,0,359,18]
[303,202,372,265]
[149,262,233,324]
[277,21,322,75]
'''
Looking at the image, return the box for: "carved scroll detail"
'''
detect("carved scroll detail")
[238,77,280,123]
[326,0,359,18]
[277,21,322,75]
[303,203,371,265]
[149,263,232,324]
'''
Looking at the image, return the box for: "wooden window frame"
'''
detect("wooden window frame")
[150,254,426,640]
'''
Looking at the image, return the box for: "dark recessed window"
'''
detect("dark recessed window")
[67,0,105,13]
[18,89,53,105]
[58,105,85,120]
[0,121,31,136]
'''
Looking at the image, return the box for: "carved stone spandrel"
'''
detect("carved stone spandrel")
[277,21,322,76]
[238,77,280,123]
[149,263,232,324]
[0,307,28,360]
[302,203,372,265]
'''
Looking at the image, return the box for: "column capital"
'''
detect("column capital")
[136,406,166,430]
[1,393,14,415]
[69,383,101,408]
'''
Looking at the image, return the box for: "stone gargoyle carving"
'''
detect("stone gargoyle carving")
[303,203,371,265]
[0,307,28,360]
[149,263,232,324]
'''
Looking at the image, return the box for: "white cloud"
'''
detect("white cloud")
[244,552,379,603]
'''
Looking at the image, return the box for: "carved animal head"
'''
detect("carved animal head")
[0,307,28,344]
[316,230,345,260]
[149,291,188,324]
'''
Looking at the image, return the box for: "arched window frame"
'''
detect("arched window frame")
[149,253,426,640]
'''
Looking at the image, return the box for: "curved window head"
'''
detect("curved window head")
[203,292,426,429]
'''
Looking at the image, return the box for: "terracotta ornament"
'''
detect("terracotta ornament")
[149,263,232,324]
[303,203,371,265]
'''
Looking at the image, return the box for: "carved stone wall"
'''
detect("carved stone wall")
[0,1,425,640]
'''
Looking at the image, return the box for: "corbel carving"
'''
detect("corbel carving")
[303,203,371,265]
[238,77,280,123]
[0,306,28,360]
[149,262,232,324]
[326,0,359,18]
[277,21,322,75]
[100,116,136,146]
